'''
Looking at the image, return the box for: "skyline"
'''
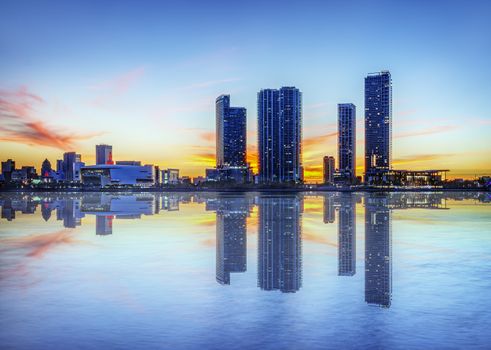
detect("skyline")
[1,1,491,181]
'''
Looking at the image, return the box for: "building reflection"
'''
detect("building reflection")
[338,194,357,276]
[207,195,252,285]
[323,195,335,223]
[364,195,392,308]
[1,191,489,303]
[258,195,303,293]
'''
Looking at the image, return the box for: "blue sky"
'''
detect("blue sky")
[1,0,490,180]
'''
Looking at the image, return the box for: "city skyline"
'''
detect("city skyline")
[1,1,491,181]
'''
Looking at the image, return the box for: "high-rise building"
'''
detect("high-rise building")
[323,194,335,223]
[258,196,303,293]
[365,71,392,178]
[216,95,247,168]
[63,152,81,181]
[323,156,335,184]
[96,216,113,235]
[215,197,249,285]
[258,87,302,183]
[41,159,52,178]
[338,194,356,276]
[56,159,64,173]
[338,103,356,181]
[1,159,15,182]
[365,195,392,307]
[96,144,113,165]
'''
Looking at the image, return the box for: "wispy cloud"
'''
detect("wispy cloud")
[303,131,337,147]
[395,125,458,138]
[179,78,241,91]
[90,66,145,106]
[393,153,455,166]
[0,87,101,149]
[0,229,84,259]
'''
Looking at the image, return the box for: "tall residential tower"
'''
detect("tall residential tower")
[258,87,302,183]
[338,103,356,181]
[215,95,247,168]
[365,71,392,178]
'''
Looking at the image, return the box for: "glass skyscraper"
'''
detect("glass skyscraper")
[258,196,303,293]
[338,103,356,181]
[215,196,249,285]
[258,87,302,183]
[364,71,392,177]
[365,196,392,308]
[215,95,247,168]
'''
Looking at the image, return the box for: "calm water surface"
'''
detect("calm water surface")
[1,191,490,349]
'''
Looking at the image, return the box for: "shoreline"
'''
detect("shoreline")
[0,187,488,193]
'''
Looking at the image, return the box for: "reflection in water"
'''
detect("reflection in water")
[208,196,251,285]
[338,194,357,277]
[1,191,489,304]
[258,196,303,293]
[365,195,392,308]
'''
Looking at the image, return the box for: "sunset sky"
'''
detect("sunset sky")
[1,0,490,182]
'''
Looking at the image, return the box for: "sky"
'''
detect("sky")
[1,0,490,182]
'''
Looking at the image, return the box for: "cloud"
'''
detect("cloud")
[393,153,455,166]
[197,130,215,143]
[395,125,458,138]
[303,131,337,147]
[90,66,145,106]
[0,229,83,259]
[179,78,241,91]
[0,87,100,150]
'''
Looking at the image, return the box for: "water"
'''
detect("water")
[1,191,490,349]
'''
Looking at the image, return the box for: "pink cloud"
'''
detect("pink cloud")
[90,66,145,106]
[0,86,101,149]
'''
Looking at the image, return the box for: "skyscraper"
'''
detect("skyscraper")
[258,87,302,183]
[1,159,15,182]
[215,197,248,285]
[96,144,113,165]
[258,196,303,293]
[365,71,392,178]
[323,156,335,184]
[215,95,247,168]
[338,103,356,181]
[338,193,356,276]
[41,159,52,178]
[365,195,392,307]
[63,152,81,181]
[258,89,280,182]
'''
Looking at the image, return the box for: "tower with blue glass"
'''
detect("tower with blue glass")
[258,87,302,183]
[338,103,356,181]
[364,71,392,179]
[216,95,247,168]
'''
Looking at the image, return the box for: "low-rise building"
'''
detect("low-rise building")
[162,168,179,185]
[81,164,155,188]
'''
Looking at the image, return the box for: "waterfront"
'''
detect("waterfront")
[1,192,490,349]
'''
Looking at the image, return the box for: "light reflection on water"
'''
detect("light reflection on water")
[0,191,490,349]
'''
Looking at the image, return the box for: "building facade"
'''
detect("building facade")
[338,103,356,181]
[215,95,247,168]
[162,168,179,185]
[365,196,392,307]
[365,71,392,178]
[63,152,82,181]
[258,87,302,183]
[81,164,154,188]
[96,144,113,165]
[1,159,15,182]
[258,196,303,293]
[323,156,335,184]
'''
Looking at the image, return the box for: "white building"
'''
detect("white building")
[81,164,155,188]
